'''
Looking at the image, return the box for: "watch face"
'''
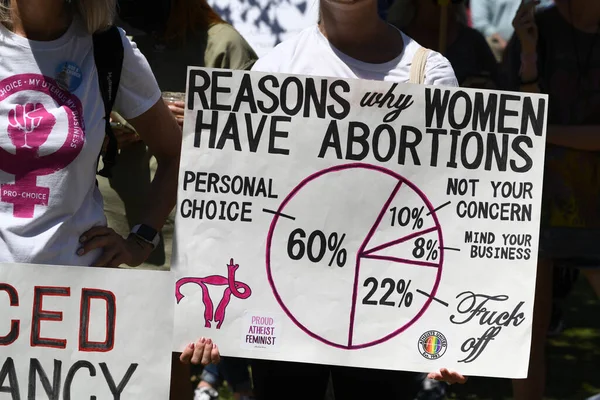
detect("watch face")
[137,224,157,240]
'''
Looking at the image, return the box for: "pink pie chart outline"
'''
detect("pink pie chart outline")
[265,162,444,350]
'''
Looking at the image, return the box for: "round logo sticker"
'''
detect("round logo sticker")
[55,61,83,92]
[418,331,447,360]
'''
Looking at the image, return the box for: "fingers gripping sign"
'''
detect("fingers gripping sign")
[427,368,468,385]
[180,337,221,366]
[167,100,185,129]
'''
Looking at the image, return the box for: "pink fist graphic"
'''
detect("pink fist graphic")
[8,103,56,150]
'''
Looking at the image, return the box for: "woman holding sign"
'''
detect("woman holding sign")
[0,0,180,267]
[180,0,466,397]
[503,0,600,399]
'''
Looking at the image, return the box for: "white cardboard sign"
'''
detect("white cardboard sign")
[0,263,173,399]
[173,68,548,379]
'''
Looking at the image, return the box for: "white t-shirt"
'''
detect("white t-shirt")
[0,18,161,266]
[252,25,458,87]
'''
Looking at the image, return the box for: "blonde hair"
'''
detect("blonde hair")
[0,0,116,34]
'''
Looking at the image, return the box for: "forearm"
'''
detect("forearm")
[518,75,600,151]
[547,125,600,151]
[127,99,183,232]
[142,154,180,231]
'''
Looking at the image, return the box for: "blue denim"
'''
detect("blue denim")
[201,357,252,393]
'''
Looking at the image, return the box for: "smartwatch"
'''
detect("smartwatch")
[131,224,160,249]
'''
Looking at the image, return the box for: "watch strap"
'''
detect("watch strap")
[131,224,160,249]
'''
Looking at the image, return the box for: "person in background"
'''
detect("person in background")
[101,0,257,270]
[178,0,466,398]
[119,0,257,95]
[388,0,499,88]
[101,1,258,399]
[388,3,495,397]
[471,0,553,61]
[197,359,253,400]
[502,0,600,399]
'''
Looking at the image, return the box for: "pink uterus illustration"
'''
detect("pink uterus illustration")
[176,259,252,329]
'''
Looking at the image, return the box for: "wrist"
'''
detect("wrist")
[127,233,154,253]
[520,51,537,65]
[130,223,160,250]
[519,52,538,82]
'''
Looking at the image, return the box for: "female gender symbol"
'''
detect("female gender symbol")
[0,74,85,218]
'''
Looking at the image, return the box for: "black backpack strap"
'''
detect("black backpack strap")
[93,25,124,178]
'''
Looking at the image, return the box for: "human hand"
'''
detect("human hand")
[111,121,141,149]
[101,120,141,154]
[490,33,507,50]
[427,368,468,385]
[512,0,539,55]
[78,227,153,267]
[180,337,221,365]
[166,100,185,129]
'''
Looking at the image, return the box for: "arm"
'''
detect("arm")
[79,30,181,268]
[79,99,181,267]
[499,1,539,93]
[424,52,459,88]
[128,99,182,230]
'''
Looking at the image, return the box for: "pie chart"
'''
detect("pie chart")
[266,163,444,349]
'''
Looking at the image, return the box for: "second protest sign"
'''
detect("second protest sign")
[0,263,173,399]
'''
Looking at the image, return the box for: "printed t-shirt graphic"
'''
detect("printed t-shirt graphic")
[0,75,85,219]
[0,18,161,266]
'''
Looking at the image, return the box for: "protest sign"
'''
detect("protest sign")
[208,0,317,56]
[0,263,172,399]
[172,68,548,378]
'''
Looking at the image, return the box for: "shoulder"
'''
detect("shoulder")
[401,32,458,87]
[110,27,162,119]
[424,50,458,87]
[207,23,252,50]
[252,26,316,73]
[206,23,258,70]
